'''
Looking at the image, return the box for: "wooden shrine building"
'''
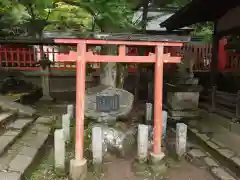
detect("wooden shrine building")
[160,0,240,85]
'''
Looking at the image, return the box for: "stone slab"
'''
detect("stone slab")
[8,154,32,173]
[0,95,36,116]
[0,112,14,124]
[216,149,235,159]
[0,154,15,171]
[188,127,199,133]
[195,133,210,141]
[4,130,21,136]
[28,132,49,149]
[231,156,240,167]
[187,149,206,159]
[211,139,226,148]
[0,171,21,180]
[211,167,236,180]
[35,116,54,125]
[8,118,33,130]
[31,124,51,133]
[18,146,38,157]
[205,141,220,150]
[0,134,20,155]
[203,157,219,167]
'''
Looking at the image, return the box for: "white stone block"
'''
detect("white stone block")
[62,114,71,142]
[54,129,65,171]
[67,104,74,119]
[92,125,103,164]
[138,124,149,160]
[145,103,152,123]
[176,123,187,158]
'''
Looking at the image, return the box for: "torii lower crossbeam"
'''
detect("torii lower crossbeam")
[55,38,183,162]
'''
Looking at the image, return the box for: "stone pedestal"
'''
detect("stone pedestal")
[166,77,202,120]
[69,159,87,180]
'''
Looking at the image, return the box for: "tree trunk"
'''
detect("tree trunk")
[116,63,127,89]
[99,43,118,87]
[100,62,117,87]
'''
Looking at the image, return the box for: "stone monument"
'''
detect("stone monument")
[85,85,134,123]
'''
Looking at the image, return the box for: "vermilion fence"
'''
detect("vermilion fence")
[0,39,239,72]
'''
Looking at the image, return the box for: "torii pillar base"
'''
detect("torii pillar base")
[149,152,167,175]
[69,159,87,180]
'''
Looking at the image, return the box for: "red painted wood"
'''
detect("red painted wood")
[75,43,87,161]
[55,38,183,47]
[153,45,164,154]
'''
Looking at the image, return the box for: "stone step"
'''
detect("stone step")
[0,95,36,116]
[187,127,240,179]
[0,111,17,128]
[0,117,53,180]
[0,117,36,156]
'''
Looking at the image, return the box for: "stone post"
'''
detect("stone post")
[40,66,53,101]
[92,126,103,168]
[54,129,65,174]
[62,114,71,142]
[176,123,187,159]
[145,103,152,125]
[137,124,149,162]
[67,104,74,120]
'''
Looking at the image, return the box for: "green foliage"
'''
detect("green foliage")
[191,22,213,42]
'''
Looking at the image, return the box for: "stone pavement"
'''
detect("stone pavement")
[0,112,54,180]
[185,109,240,179]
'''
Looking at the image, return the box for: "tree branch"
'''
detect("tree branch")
[59,0,96,16]
[27,4,36,20]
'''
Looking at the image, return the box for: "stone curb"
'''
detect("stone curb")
[188,127,240,179]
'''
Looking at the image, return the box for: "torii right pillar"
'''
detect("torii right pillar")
[150,45,166,172]
[150,45,164,165]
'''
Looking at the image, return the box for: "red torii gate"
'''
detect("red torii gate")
[54,38,183,176]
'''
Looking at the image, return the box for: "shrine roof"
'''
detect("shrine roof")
[0,32,190,45]
[160,0,240,31]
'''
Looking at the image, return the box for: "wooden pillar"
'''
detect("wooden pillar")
[75,43,86,161]
[153,45,164,154]
[210,21,219,86]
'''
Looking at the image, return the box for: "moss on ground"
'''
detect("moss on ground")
[28,118,95,180]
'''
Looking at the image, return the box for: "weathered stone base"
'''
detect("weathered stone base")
[149,152,167,176]
[69,159,87,180]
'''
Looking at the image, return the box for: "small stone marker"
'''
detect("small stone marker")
[176,123,187,158]
[62,114,71,142]
[54,129,65,174]
[92,125,103,164]
[67,104,74,119]
[138,124,149,161]
[145,103,152,124]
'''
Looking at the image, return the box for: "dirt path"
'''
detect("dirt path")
[97,157,216,180]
